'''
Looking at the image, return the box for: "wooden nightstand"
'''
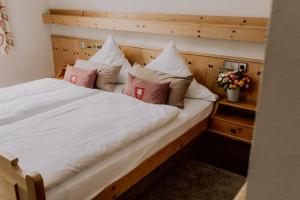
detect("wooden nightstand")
[208,98,256,144]
[56,66,67,80]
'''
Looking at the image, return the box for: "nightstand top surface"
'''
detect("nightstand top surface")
[218,98,257,112]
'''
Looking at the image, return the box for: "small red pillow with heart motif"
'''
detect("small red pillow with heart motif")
[64,65,97,88]
[123,74,170,104]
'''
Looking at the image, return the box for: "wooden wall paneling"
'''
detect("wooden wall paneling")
[68,38,80,64]
[83,48,96,60]
[57,38,68,73]
[62,37,78,65]
[183,54,229,97]
[43,10,269,43]
[51,37,60,75]
[51,35,263,103]
[52,38,68,73]
[205,57,225,95]
[122,46,145,65]
[241,62,263,103]
[122,46,160,65]
[78,38,101,60]
[186,55,211,84]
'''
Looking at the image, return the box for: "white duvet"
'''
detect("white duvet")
[0,78,97,125]
[0,92,179,190]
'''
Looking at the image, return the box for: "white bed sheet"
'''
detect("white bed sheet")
[0,78,97,125]
[0,91,179,191]
[46,85,214,200]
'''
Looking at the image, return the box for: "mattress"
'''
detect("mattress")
[46,84,214,200]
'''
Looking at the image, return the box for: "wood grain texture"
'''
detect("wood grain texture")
[43,10,269,43]
[219,98,257,112]
[0,153,45,200]
[50,9,269,26]
[209,97,256,143]
[51,35,264,103]
[209,119,253,143]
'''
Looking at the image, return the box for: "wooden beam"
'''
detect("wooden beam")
[49,9,269,26]
[43,10,269,43]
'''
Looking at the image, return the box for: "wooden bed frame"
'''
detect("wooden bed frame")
[0,35,264,200]
[0,153,45,200]
[0,119,207,200]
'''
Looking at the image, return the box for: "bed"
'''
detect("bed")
[0,79,213,200]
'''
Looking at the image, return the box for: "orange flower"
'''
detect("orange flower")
[239,81,245,87]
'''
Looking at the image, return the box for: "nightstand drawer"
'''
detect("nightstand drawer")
[209,119,253,142]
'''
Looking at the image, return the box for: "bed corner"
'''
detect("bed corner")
[0,153,45,200]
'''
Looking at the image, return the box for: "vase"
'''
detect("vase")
[227,87,240,102]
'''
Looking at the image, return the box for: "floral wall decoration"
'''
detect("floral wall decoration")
[0,0,13,55]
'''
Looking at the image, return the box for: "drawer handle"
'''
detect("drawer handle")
[230,128,237,134]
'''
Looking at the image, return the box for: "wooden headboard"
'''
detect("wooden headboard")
[51,35,264,103]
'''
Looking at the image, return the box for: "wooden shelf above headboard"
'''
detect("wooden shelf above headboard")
[43,9,269,43]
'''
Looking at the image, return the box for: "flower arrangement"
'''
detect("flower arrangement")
[217,70,251,91]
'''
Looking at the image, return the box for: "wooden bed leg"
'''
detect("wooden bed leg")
[0,153,46,200]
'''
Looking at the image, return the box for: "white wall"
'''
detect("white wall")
[49,0,272,60]
[0,0,54,87]
[49,0,271,17]
[247,0,300,199]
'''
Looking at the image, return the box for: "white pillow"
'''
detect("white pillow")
[146,41,192,77]
[186,80,219,101]
[74,59,98,70]
[146,41,217,101]
[89,35,131,83]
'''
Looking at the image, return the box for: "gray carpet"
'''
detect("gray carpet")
[138,158,245,200]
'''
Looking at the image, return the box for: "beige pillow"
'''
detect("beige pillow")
[74,59,121,91]
[95,63,122,91]
[129,64,193,108]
